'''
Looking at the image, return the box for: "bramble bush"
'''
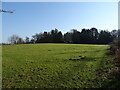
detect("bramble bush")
[110,38,120,60]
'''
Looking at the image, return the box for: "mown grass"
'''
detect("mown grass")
[2,43,115,88]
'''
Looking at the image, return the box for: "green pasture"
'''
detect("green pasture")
[2,44,114,88]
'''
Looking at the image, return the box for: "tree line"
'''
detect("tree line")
[8,27,120,44]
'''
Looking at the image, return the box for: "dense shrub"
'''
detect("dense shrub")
[108,38,120,88]
[110,38,120,58]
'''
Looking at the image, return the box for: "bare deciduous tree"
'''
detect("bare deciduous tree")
[8,35,23,44]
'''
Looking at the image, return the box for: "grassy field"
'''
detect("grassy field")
[2,44,115,88]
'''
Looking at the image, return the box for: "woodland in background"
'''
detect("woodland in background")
[8,27,120,45]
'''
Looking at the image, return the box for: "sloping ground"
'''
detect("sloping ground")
[2,44,117,88]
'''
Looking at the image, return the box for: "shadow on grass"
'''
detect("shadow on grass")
[94,54,120,88]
